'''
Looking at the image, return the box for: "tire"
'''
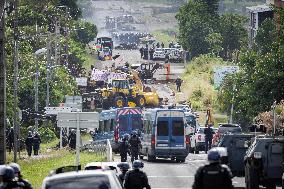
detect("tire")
[245,164,259,189]
[189,147,194,153]
[136,95,146,108]
[147,154,156,162]
[139,155,144,160]
[194,146,199,154]
[266,182,276,189]
[114,96,125,108]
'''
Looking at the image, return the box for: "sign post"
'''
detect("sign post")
[57,112,99,166]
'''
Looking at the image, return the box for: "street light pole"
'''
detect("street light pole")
[272,101,277,135]
[35,56,39,132]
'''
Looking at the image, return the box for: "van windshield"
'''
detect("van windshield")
[172,120,184,136]
[157,120,169,136]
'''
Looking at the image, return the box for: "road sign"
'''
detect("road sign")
[213,66,239,88]
[45,107,72,115]
[76,77,88,86]
[57,112,99,129]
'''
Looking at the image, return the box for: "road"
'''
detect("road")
[114,152,246,189]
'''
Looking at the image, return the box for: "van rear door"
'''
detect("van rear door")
[156,117,170,149]
[170,114,185,149]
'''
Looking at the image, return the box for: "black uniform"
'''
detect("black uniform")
[175,78,182,92]
[33,134,41,155]
[25,134,33,157]
[119,139,129,162]
[204,127,214,153]
[129,135,141,162]
[0,180,25,189]
[7,128,14,153]
[139,47,144,58]
[124,169,151,189]
[192,163,233,189]
[18,178,33,189]
[68,132,76,150]
[118,171,127,184]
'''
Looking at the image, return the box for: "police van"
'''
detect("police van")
[140,109,190,162]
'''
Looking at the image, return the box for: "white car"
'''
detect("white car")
[42,170,123,189]
[153,50,166,60]
[189,127,218,154]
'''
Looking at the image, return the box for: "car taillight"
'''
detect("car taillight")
[198,135,201,141]
[186,135,190,145]
[151,135,155,148]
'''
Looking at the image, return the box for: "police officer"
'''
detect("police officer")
[33,132,41,156]
[120,135,130,162]
[68,129,76,150]
[129,131,141,163]
[0,166,24,189]
[7,127,14,153]
[204,124,214,153]
[9,163,32,189]
[192,148,233,189]
[117,162,130,184]
[175,76,183,92]
[124,160,151,189]
[25,131,33,157]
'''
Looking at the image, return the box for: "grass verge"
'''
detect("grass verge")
[15,150,105,189]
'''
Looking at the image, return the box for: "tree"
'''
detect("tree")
[218,9,284,127]
[176,0,220,58]
[219,13,247,60]
[205,32,223,56]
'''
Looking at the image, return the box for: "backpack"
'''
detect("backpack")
[201,164,228,189]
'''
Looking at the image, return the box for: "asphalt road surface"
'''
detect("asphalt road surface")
[141,153,246,189]
[114,152,246,189]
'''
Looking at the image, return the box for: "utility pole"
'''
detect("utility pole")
[229,85,236,124]
[35,56,39,132]
[0,0,6,164]
[45,34,51,128]
[13,0,19,163]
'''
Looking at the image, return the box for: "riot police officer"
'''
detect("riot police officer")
[9,163,32,189]
[124,160,151,189]
[25,131,33,157]
[0,166,24,189]
[204,124,214,153]
[129,131,141,163]
[68,129,76,150]
[192,148,233,189]
[33,132,41,156]
[120,135,130,162]
[117,162,130,184]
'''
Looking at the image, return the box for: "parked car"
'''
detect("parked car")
[153,50,166,60]
[190,127,218,154]
[42,170,123,189]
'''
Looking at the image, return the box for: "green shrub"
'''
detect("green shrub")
[38,127,57,143]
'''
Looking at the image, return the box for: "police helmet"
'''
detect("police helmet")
[132,160,144,169]
[117,162,130,171]
[131,130,137,136]
[207,148,221,163]
[3,166,15,181]
[123,134,129,140]
[9,163,21,173]
[0,165,6,176]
